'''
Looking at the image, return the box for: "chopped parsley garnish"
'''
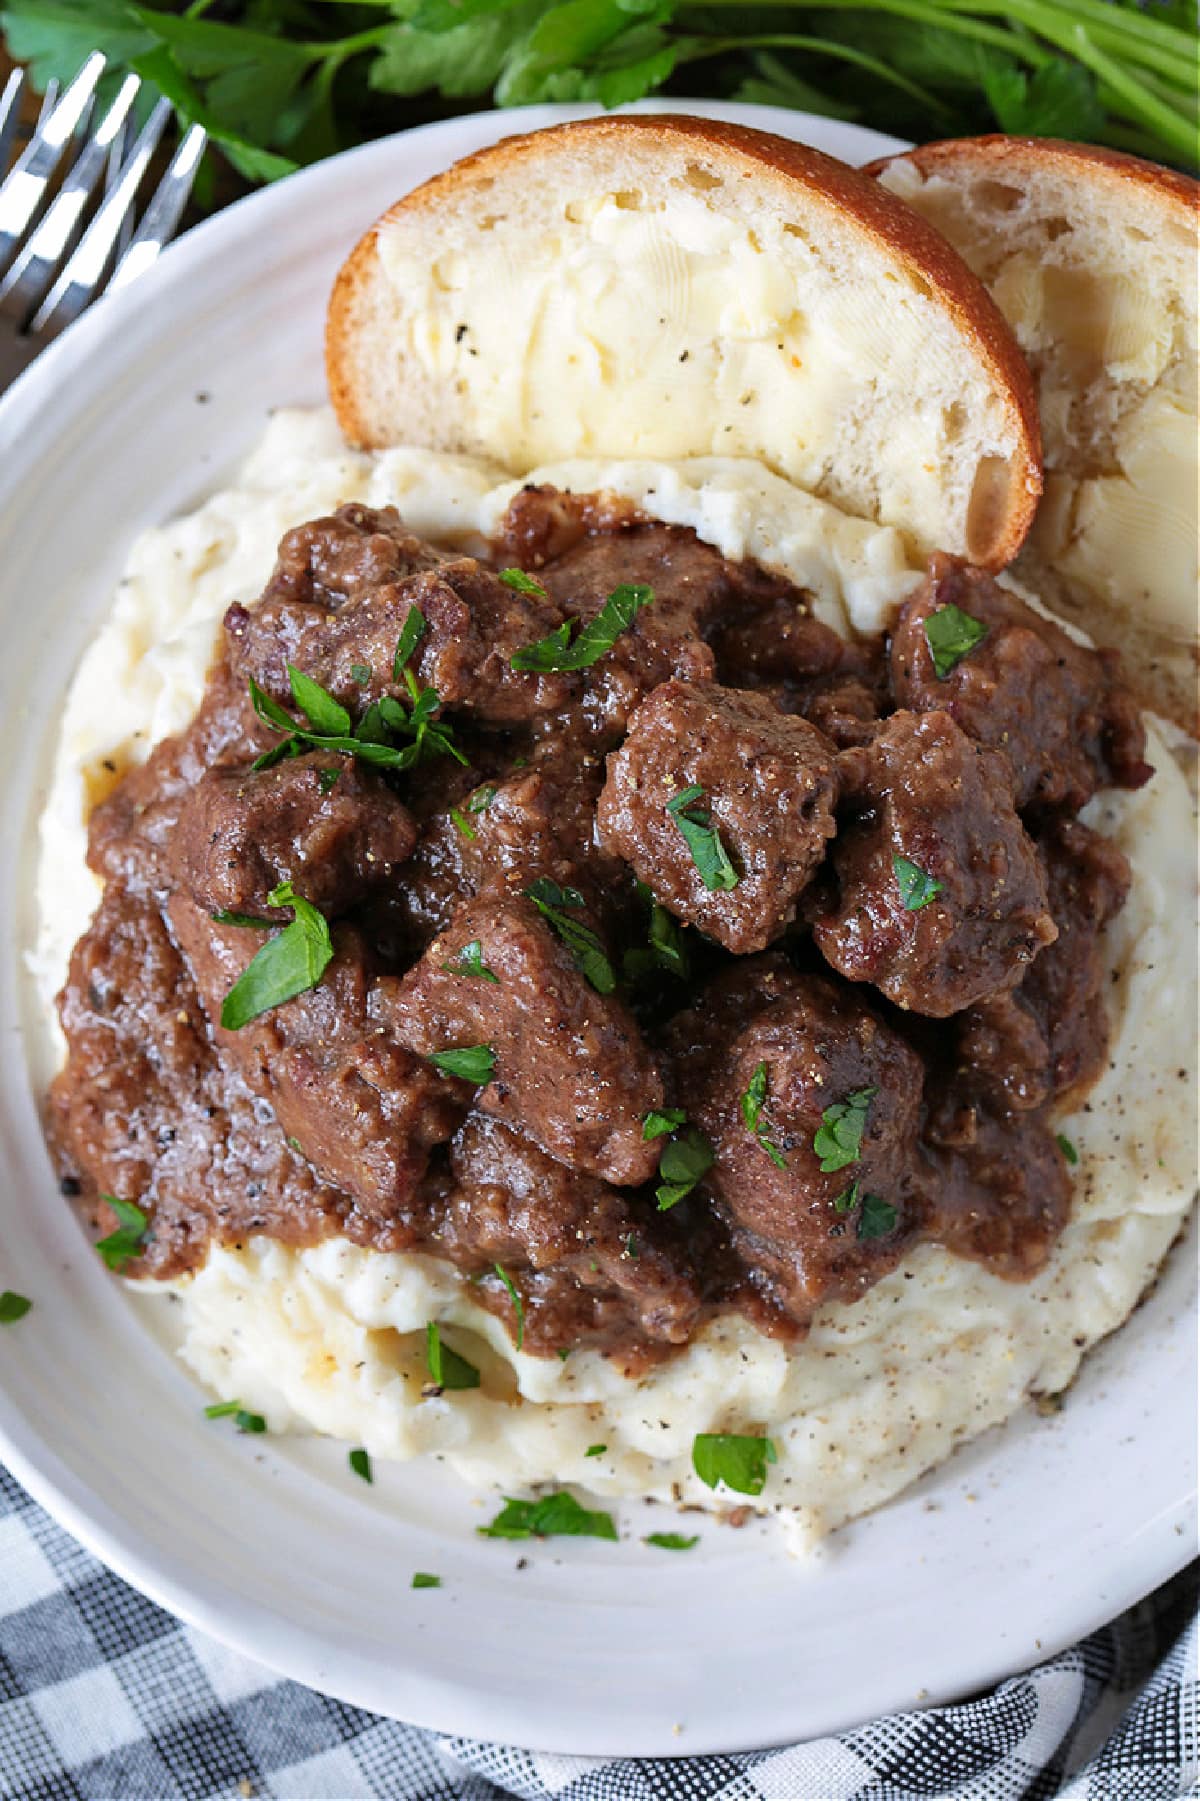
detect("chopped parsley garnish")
[1057,1134,1079,1166]
[412,1572,442,1588]
[526,877,615,994]
[478,1491,617,1541]
[857,1193,898,1239]
[893,854,944,912]
[392,603,426,681]
[692,1432,777,1497]
[832,1180,860,1214]
[813,1088,877,1174]
[468,783,498,813]
[427,1044,497,1085]
[317,767,340,794]
[499,567,548,598]
[645,1532,699,1551]
[205,1400,266,1432]
[349,1447,373,1483]
[666,785,738,893]
[510,583,653,673]
[0,1291,32,1324]
[924,603,989,679]
[95,1196,150,1270]
[585,1444,607,1458]
[425,1321,481,1391]
[442,939,499,984]
[740,1062,787,1169]
[211,909,276,928]
[449,807,476,839]
[655,1128,715,1210]
[288,663,350,736]
[494,1263,525,1351]
[349,663,371,685]
[625,884,691,985]
[219,881,334,1030]
[643,1107,687,1142]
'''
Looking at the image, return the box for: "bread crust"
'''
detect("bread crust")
[326,115,1043,569]
[864,134,1198,219]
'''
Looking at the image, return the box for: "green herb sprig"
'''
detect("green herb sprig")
[219,881,334,1030]
[692,1432,777,1496]
[479,1490,617,1541]
[655,1127,715,1210]
[425,1320,482,1391]
[95,1197,151,1271]
[740,1062,788,1170]
[924,603,989,679]
[667,786,739,894]
[511,584,653,673]
[526,878,615,994]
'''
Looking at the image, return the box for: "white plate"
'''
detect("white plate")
[0,100,1194,1759]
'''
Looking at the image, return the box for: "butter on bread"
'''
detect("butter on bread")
[871,137,1199,732]
[327,115,1041,573]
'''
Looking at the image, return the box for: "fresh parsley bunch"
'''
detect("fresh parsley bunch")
[2,0,1195,189]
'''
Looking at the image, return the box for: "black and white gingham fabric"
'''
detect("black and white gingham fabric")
[1,1464,1194,1801]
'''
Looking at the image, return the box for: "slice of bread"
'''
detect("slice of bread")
[871,138,1198,731]
[327,115,1041,572]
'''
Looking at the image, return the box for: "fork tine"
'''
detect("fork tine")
[107,108,136,260]
[34,80,61,133]
[0,54,106,272]
[30,97,171,340]
[0,75,142,324]
[0,69,25,175]
[106,123,207,298]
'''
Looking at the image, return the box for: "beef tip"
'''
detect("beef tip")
[226,504,575,726]
[173,751,417,919]
[890,554,1152,812]
[438,1113,703,1369]
[168,896,465,1219]
[925,1107,1071,1279]
[49,884,352,1276]
[382,886,663,1184]
[940,816,1131,1117]
[496,489,794,738]
[812,710,1057,1016]
[398,749,625,941]
[667,957,923,1322]
[597,679,839,954]
[713,598,885,748]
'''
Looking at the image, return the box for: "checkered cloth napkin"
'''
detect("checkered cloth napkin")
[1,1464,1195,1801]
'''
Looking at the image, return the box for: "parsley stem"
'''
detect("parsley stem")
[675,34,950,115]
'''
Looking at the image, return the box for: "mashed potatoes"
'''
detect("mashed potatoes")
[34,408,1197,1542]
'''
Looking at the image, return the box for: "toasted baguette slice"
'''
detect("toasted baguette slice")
[328,115,1041,571]
[871,138,1199,731]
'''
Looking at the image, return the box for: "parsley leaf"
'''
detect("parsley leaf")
[288,663,351,737]
[1057,1134,1079,1166]
[203,1400,241,1419]
[450,807,476,840]
[393,605,427,682]
[924,604,989,679]
[220,881,334,1030]
[894,854,944,912]
[427,1044,497,1084]
[0,1291,32,1324]
[740,1061,788,1168]
[645,1532,699,1550]
[479,1490,617,1541]
[499,567,548,597]
[511,583,653,672]
[425,1321,481,1391]
[643,1107,687,1141]
[692,1433,777,1496]
[442,939,499,984]
[655,1128,715,1210]
[585,1444,607,1458]
[206,1401,267,1433]
[526,877,615,994]
[494,1263,525,1351]
[813,1088,877,1174]
[666,785,739,893]
[350,663,372,686]
[832,1180,860,1214]
[349,1447,373,1483]
[468,784,498,814]
[412,1571,442,1588]
[857,1193,898,1240]
[95,1197,150,1271]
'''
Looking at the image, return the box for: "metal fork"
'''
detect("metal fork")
[0,53,207,390]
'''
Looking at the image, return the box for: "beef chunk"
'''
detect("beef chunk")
[925,1108,1071,1279]
[667,957,923,1321]
[174,752,417,919]
[597,680,839,954]
[438,1113,703,1368]
[812,710,1057,1016]
[397,748,625,941]
[712,598,885,748]
[890,555,1152,811]
[495,489,793,737]
[382,887,663,1184]
[226,504,575,727]
[49,884,353,1276]
[169,896,466,1218]
[942,817,1131,1116]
